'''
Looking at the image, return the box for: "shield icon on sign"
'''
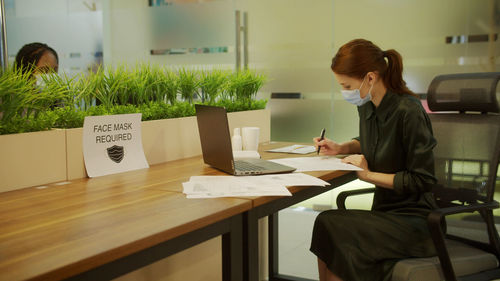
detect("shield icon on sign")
[107,145,124,163]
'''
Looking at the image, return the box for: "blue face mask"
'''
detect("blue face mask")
[341,76,373,106]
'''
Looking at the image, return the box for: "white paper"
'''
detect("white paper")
[83,113,149,177]
[269,156,363,172]
[182,173,330,198]
[266,144,317,154]
[183,178,291,198]
[237,173,330,187]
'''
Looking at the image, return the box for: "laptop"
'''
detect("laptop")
[195,104,296,175]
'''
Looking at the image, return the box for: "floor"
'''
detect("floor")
[278,207,320,280]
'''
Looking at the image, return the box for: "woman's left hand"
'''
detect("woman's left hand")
[342,154,369,180]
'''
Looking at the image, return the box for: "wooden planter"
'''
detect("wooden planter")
[66,109,271,180]
[0,109,270,190]
[0,129,67,192]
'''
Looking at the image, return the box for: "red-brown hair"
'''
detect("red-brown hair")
[331,39,415,97]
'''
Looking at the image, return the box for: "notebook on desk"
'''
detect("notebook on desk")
[195,104,296,175]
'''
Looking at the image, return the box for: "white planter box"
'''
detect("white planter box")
[66,127,86,180]
[66,109,271,180]
[0,109,270,188]
[0,129,67,192]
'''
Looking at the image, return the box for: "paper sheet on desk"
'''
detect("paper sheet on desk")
[266,144,316,154]
[269,156,363,172]
[183,173,330,198]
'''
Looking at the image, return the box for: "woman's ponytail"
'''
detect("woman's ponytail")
[331,39,416,97]
[383,49,416,97]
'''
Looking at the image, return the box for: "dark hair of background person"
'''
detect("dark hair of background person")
[14,42,59,75]
[331,38,416,97]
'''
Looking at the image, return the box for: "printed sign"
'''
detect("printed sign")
[83,113,149,177]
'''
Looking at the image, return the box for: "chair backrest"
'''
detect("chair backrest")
[427,72,500,205]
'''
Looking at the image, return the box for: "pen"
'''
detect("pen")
[317,128,325,155]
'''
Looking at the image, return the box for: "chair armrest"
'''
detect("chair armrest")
[429,201,499,223]
[336,188,376,210]
[427,201,500,281]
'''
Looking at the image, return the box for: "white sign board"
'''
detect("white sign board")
[83,113,149,177]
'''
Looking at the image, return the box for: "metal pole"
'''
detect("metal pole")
[235,10,241,72]
[0,0,8,70]
[243,12,248,70]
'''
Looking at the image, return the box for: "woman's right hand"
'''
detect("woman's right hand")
[313,137,343,156]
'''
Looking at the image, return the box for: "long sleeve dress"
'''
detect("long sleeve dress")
[310,90,438,281]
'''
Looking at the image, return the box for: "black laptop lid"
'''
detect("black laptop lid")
[195,104,235,174]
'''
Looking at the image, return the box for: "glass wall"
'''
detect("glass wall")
[103,0,236,68]
[5,0,103,76]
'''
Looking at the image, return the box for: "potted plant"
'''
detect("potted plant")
[0,65,270,188]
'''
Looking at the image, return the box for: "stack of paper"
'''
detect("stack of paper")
[183,173,330,198]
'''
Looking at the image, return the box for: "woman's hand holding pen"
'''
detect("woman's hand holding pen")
[313,137,343,156]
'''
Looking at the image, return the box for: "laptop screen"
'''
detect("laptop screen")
[195,104,235,174]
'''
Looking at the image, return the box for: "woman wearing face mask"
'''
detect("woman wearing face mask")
[310,39,437,281]
[15,42,59,77]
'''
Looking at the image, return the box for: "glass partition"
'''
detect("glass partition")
[5,0,103,76]
[104,0,236,69]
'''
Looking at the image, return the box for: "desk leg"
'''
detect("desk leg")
[243,210,260,281]
[269,212,279,278]
[223,214,244,281]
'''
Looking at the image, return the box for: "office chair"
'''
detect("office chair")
[336,72,500,281]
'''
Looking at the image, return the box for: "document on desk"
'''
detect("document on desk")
[182,173,330,198]
[266,144,317,154]
[269,156,363,172]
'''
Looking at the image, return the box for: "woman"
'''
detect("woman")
[15,42,59,75]
[310,39,437,281]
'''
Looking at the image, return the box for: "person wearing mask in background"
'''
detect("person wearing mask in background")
[310,38,437,281]
[14,42,59,76]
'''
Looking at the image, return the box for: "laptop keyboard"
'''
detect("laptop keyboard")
[234,161,266,171]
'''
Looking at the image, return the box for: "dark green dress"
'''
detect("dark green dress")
[310,91,438,281]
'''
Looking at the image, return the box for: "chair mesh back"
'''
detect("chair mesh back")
[427,72,500,204]
[427,72,500,113]
[430,114,500,203]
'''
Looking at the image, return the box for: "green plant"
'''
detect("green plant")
[199,69,228,103]
[0,67,36,122]
[225,70,266,105]
[129,63,155,105]
[30,72,74,111]
[52,106,87,128]
[163,69,178,105]
[0,65,268,135]
[95,65,132,108]
[0,110,58,135]
[74,67,102,110]
[177,68,199,104]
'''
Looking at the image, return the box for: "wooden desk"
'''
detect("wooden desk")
[0,142,356,281]
[0,165,251,281]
